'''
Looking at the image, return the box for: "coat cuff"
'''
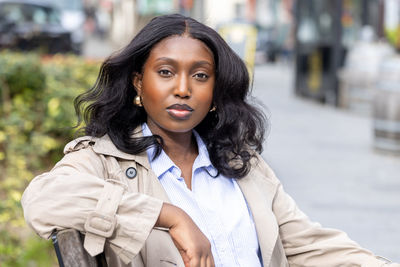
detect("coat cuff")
[110,197,163,264]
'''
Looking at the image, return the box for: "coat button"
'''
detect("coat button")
[126,167,137,179]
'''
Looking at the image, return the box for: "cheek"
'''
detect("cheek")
[195,94,213,119]
[141,80,165,105]
[199,83,214,106]
[143,91,161,105]
[202,92,213,107]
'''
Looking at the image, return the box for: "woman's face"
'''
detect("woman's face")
[134,35,215,135]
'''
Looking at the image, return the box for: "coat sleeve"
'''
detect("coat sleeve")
[259,159,399,267]
[21,143,163,264]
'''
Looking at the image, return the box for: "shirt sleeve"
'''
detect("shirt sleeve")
[21,146,163,263]
[259,158,399,267]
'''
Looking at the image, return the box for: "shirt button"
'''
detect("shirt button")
[126,167,137,179]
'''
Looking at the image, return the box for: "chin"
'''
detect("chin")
[164,121,200,133]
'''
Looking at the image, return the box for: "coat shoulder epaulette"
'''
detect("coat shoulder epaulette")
[63,136,97,154]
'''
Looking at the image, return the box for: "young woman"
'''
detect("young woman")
[22,14,398,267]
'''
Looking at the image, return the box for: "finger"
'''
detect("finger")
[190,256,201,267]
[206,255,214,267]
[200,255,206,267]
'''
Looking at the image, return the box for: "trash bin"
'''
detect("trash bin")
[373,55,400,153]
[338,41,394,115]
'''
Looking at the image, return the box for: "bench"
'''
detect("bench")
[51,229,107,267]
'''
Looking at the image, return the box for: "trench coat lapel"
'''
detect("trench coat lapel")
[92,131,171,203]
[143,167,171,203]
[236,172,279,267]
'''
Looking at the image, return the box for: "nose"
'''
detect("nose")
[173,74,191,98]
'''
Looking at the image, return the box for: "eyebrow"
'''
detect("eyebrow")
[155,57,214,68]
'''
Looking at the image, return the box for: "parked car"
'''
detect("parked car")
[0,0,74,54]
[54,0,85,54]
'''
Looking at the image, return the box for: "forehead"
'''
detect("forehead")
[147,35,214,63]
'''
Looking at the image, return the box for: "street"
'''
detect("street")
[253,63,400,262]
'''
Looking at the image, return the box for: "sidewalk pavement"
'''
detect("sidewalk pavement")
[253,63,400,262]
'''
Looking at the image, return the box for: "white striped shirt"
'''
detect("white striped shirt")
[143,124,262,267]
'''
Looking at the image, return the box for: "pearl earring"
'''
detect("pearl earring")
[134,95,143,107]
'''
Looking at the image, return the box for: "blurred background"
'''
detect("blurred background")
[1,0,400,266]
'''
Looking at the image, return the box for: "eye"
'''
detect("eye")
[158,69,173,77]
[193,72,209,81]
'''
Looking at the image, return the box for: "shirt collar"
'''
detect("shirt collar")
[142,123,218,178]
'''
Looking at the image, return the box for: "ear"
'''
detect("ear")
[132,73,143,95]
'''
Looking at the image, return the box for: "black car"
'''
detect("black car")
[0,0,74,54]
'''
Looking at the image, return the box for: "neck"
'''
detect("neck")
[149,123,199,190]
[146,122,198,163]
[146,122,198,189]
[162,130,198,161]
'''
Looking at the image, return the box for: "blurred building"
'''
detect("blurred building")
[294,0,386,106]
[106,0,294,49]
[110,0,204,47]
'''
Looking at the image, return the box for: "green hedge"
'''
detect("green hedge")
[0,51,100,266]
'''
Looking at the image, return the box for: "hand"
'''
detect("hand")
[156,203,215,267]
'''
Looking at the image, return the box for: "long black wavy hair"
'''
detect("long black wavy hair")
[75,14,267,179]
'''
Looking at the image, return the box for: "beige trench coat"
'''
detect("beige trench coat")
[22,134,399,267]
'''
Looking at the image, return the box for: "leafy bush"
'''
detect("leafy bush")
[0,51,100,266]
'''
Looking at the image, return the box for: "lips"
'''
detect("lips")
[166,104,194,120]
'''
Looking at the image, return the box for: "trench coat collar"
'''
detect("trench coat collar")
[92,131,171,203]
[91,129,151,169]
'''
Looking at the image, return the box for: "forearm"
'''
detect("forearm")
[22,168,162,263]
[155,202,214,267]
[156,202,189,229]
